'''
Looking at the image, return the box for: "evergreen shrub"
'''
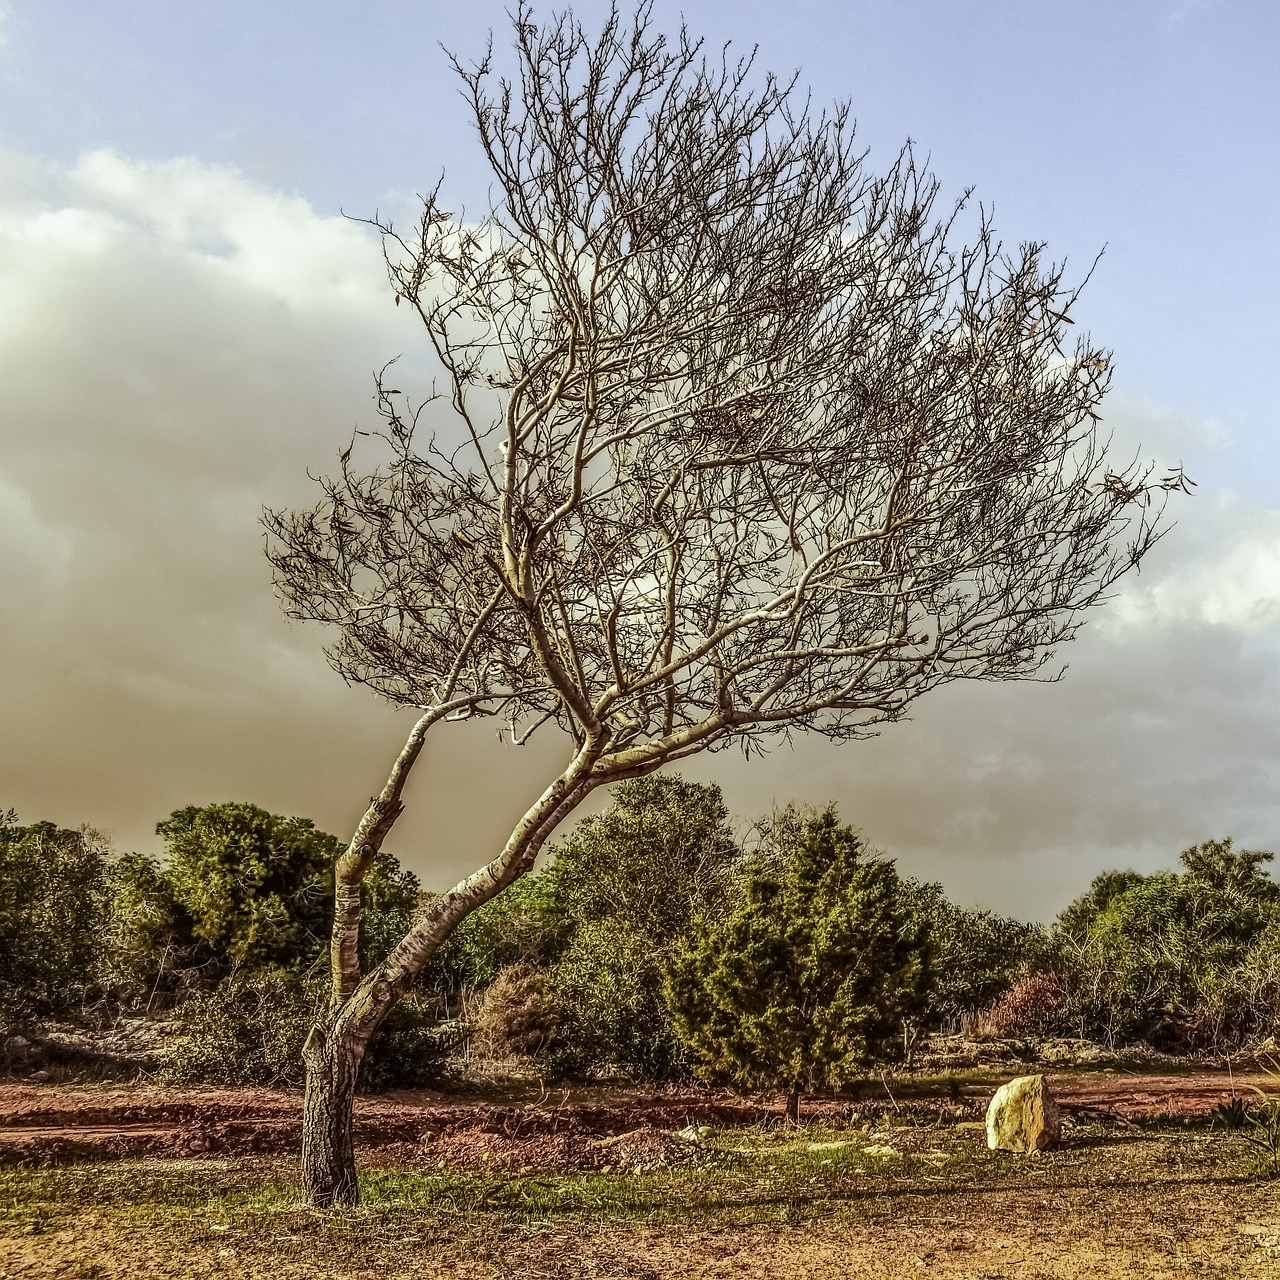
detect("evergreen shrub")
[667,807,928,1116]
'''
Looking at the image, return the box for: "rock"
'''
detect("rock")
[986,1073,1061,1152]
[3,1036,32,1062]
[675,1124,711,1144]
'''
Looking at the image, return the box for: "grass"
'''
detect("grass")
[4,1124,1277,1280]
[1,1118,1267,1239]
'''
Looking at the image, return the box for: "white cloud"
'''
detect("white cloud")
[0,147,430,852]
[68,150,390,314]
[1107,498,1280,632]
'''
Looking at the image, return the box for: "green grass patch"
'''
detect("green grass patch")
[0,1120,1269,1247]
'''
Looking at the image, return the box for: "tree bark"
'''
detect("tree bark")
[786,1086,801,1125]
[301,1021,367,1207]
[296,736,608,1208]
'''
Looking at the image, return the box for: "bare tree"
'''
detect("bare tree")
[265,2,1185,1206]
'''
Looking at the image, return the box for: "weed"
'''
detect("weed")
[1211,1097,1249,1130]
[1240,1090,1280,1176]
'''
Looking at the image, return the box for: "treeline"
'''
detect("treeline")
[446,781,1280,1071]
[3,783,1278,1096]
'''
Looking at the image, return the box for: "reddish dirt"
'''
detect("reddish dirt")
[0,1081,769,1166]
[1048,1069,1272,1122]
[0,1068,1264,1169]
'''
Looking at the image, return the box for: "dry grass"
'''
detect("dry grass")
[3,1117,1279,1278]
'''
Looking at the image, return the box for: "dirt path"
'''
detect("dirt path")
[0,1069,1264,1166]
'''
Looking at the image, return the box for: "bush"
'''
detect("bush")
[0,812,111,1026]
[161,971,320,1086]
[162,971,453,1090]
[550,921,681,1077]
[99,852,194,1002]
[1056,869,1147,942]
[901,878,1051,1025]
[102,803,420,1003]
[539,775,742,1079]
[439,874,567,991]
[1209,923,1280,1045]
[667,808,928,1116]
[968,972,1071,1039]
[471,962,561,1059]
[1058,839,1280,1047]
[360,992,460,1091]
[156,803,341,976]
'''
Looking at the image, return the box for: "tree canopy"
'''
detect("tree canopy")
[0,812,108,1022]
[260,2,1185,1205]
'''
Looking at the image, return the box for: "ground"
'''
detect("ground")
[1,1066,1277,1278]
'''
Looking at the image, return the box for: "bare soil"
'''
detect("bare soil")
[0,1067,1265,1166]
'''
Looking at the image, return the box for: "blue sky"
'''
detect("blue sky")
[1,1,1278,916]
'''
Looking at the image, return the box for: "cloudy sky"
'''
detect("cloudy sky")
[1,0,1277,919]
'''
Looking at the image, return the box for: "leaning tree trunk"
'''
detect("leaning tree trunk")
[294,721,607,1208]
[301,1020,368,1207]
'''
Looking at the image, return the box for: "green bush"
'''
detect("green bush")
[542,775,741,1078]
[99,851,193,1001]
[360,992,460,1091]
[140,802,432,1089]
[162,971,453,1090]
[103,803,419,999]
[156,803,341,976]
[438,873,567,991]
[549,920,678,1077]
[901,878,1050,1025]
[0,812,110,1025]
[1059,839,1280,1047]
[667,808,928,1116]
[161,970,321,1086]
[1055,869,1147,943]
[1209,920,1280,1045]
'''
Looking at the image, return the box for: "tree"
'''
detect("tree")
[157,803,340,976]
[1055,868,1148,943]
[0,812,110,1025]
[441,776,738,1076]
[264,4,1182,1204]
[1178,837,1278,910]
[666,808,927,1121]
[104,804,419,998]
[546,775,740,1076]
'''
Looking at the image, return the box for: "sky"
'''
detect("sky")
[1,0,1278,919]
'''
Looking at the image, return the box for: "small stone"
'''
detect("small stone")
[986,1073,1062,1153]
[676,1124,709,1144]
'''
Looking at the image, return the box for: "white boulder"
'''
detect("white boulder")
[986,1073,1062,1152]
